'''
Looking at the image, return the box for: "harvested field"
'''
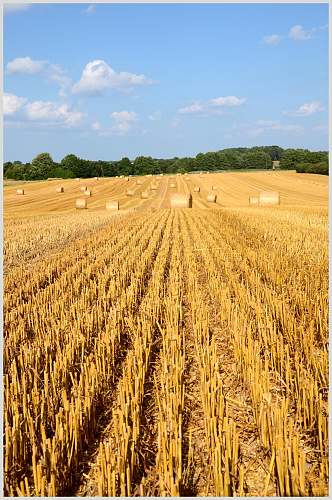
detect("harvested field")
[3,171,328,496]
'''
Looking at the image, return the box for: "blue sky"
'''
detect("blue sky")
[3,2,329,162]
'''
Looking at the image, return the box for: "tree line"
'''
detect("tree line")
[4,146,328,180]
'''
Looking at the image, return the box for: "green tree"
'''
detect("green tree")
[31,152,55,179]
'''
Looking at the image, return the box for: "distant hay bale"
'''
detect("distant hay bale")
[141,191,149,199]
[56,186,64,193]
[170,182,176,188]
[212,186,217,190]
[137,179,143,185]
[76,198,87,209]
[16,189,24,195]
[150,183,158,190]
[124,177,129,181]
[106,200,119,210]
[76,178,80,181]
[176,173,182,176]
[194,186,200,192]
[126,189,135,196]
[84,190,92,197]
[207,193,217,203]
[94,177,99,180]
[80,186,88,192]
[249,196,259,205]
[185,177,190,181]
[170,193,192,208]
[259,191,280,206]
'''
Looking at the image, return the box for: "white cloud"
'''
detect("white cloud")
[178,102,205,115]
[92,121,102,131]
[7,56,47,74]
[289,25,313,41]
[3,93,27,115]
[72,60,155,95]
[93,111,139,136]
[4,4,31,14]
[25,101,85,126]
[83,4,96,15]
[46,64,72,97]
[286,101,324,117]
[208,96,246,107]
[263,34,282,46]
[149,110,162,121]
[178,95,246,115]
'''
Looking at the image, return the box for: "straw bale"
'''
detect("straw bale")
[84,190,92,196]
[207,193,217,203]
[194,186,200,192]
[16,189,24,195]
[56,186,64,193]
[259,191,280,206]
[170,193,192,208]
[76,198,87,209]
[106,200,119,210]
[141,191,149,199]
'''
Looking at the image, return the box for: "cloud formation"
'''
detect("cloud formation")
[7,56,47,74]
[4,93,84,127]
[72,60,156,95]
[4,93,27,115]
[92,111,139,136]
[263,34,282,46]
[178,96,246,115]
[288,25,313,41]
[6,56,72,97]
[286,101,324,117]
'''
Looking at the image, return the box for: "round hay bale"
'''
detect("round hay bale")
[259,191,280,206]
[212,186,217,190]
[124,177,129,181]
[94,177,99,180]
[185,177,190,181]
[106,200,119,210]
[84,190,92,197]
[150,183,158,190]
[249,196,259,205]
[141,191,149,199]
[137,179,143,185]
[207,193,217,203]
[194,186,200,192]
[76,178,80,181]
[76,198,87,209]
[56,186,64,193]
[126,189,135,196]
[16,189,24,195]
[170,193,192,208]
[170,182,176,188]
[80,186,88,192]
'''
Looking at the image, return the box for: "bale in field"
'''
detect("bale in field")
[76,198,87,209]
[150,183,158,190]
[137,179,143,185]
[126,189,135,196]
[170,182,176,188]
[207,193,217,203]
[141,191,149,199]
[170,193,192,208]
[249,196,259,205]
[16,189,24,195]
[94,177,99,180]
[56,186,64,193]
[185,177,190,181]
[76,178,80,181]
[124,177,129,181]
[106,200,119,210]
[84,190,92,197]
[80,186,88,192]
[259,191,280,206]
[212,186,217,190]
[194,186,200,192]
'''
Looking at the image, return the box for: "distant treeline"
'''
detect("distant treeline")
[4,146,329,180]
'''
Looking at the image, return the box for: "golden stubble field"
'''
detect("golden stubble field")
[3,171,328,496]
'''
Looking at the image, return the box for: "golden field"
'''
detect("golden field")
[3,171,328,496]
